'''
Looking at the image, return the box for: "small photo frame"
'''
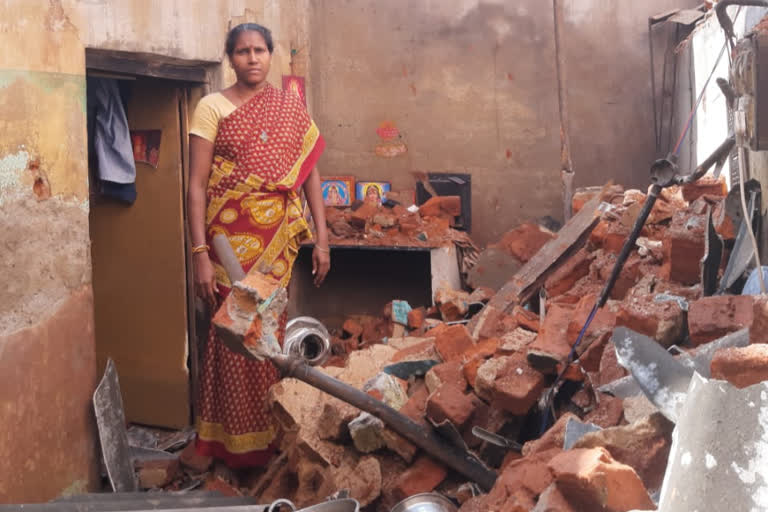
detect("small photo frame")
[130,130,162,168]
[356,181,391,207]
[321,176,355,207]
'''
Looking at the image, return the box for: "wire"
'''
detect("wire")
[737,147,766,293]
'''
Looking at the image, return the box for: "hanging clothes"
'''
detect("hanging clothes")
[88,77,137,204]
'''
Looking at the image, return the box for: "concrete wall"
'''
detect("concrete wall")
[309,0,700,246]
[0,0,309,503]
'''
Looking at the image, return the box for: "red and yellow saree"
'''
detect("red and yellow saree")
[195,83,324,467]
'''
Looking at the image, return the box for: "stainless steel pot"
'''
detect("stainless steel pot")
[267,498,360,512]
[390,493,458,512]
[283,316,331,366]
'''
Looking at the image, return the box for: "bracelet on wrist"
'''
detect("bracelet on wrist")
[192,244,210,254]
[315,245,330,253]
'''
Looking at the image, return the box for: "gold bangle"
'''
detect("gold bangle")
[192,244,210,254]
[314,245,330,253]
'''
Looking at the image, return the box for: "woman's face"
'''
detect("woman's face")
[230,31,272,87]
[366,186,380,202]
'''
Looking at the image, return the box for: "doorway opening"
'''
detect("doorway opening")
[85,49,212,429]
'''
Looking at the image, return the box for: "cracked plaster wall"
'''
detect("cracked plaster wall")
[0,0,310,503]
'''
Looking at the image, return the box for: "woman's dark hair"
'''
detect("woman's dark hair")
[225,23,273,56]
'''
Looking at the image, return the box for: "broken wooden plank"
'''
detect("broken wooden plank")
[488,188,607,312]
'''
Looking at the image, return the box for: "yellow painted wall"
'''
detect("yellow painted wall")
[0,0,310,503]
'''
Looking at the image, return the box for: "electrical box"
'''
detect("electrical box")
[731,31,768,151]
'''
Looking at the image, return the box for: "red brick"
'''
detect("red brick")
[688,295,754,346]
[473,356,510,402]
[527,304,575,372]
[393,456,447,501]
[462,357,484,389]
[545,248,593,297]
[512,306,540,332]
[350,202,380,228]
[492,353,546,415]
[616,294,684,348]
[342,318,364,341]
[494,222,556,263]
[522,412,579,456]
[407,307,426,330]
[136,458,179,489]
[596,342,628,387]
[711,344,768,388]
[713,199,736,240]
[399,381,430,425]
[535,483,578,512]
[425,361,467,394]
[589,220,630,254]
[549,448,654,512]
[435,288,471,322]
[391,339,438,363]
[203,476,242,497]
[479,447,563,512]
[566,294,617,348]
[426,383,477,428]
[180,442,212,473]
[434,324,475,362]
[591,250,644,301]
[661,210,707,285]
[682,175,727,203]
[497,328,538,356]
[752,297,768,344]
[461,337,499,363]
[418,195,461,218]
[584,393,625,428]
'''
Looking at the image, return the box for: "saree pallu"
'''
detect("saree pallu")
[195,84,324,467]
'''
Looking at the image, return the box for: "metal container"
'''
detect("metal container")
[390,493,458,512]
[267,498,360,512]
[283,316,331,366]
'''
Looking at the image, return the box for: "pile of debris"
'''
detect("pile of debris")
[256,176,767,511]
[324,193,465,248]
[133,176,765,511]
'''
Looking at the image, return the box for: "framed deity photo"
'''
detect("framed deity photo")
[321,176,355,207]
[355,181,391,207]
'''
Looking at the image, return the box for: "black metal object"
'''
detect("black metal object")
[271,354,498,491]
[702,206,724,296]
[415,173,472,232]
[715,0,768,41]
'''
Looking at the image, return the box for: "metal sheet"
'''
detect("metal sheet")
[612,327,692,422]
[93,358,138,492]
[719,189,759,293]
[658,374,768,511]
[563,418,602,450]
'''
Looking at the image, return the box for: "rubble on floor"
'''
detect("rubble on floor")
[135,178,768,511]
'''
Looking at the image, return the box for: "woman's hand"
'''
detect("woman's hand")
[193,252,218,303]
[312,246,331,287]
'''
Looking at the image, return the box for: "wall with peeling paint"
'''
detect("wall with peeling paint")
[309,0,699,245]
[0,0,310,503]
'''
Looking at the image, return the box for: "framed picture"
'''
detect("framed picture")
[282,75,307,107]
[130,129,162,168]
[356,181,391,207]
[321,176,355,207]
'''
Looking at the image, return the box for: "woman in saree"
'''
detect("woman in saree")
[186,23,330,470]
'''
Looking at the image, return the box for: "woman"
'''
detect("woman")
[187,23,330,469]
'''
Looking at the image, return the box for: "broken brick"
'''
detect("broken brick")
[492,353,546,415]
[462,357,485,389]
[418,196,461,218]
[661,210,707,286]
[469,286,496,303]
[522,412,579,456]
[497,327,537,355]
[544,248,592,297]
[473,356,509,402]
[426,383,477,428]
[616,292,684,348]
[390,339,438,363]
[434,324,475,362]
[318,398,359,441]
[527,304,575,372]
[711,344,768,388]
[512,306,540,332]
[425,361,467,394]
[681,175,727,203]
[350,202,380,228]
[136,457,179,489]
[393,455,447,501]
[342,318,364,341]
[596,342,628,387]
[549,448,654,512]
[688,295,754,346]
[584,393,625,428]
[752,296,768,344]
[435,287,471,322]
[407,307,426,330]
[399,380,430,425]
[461,337,499,363]
[494,221,556,263]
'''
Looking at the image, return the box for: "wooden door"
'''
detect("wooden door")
[90,77,190,428]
